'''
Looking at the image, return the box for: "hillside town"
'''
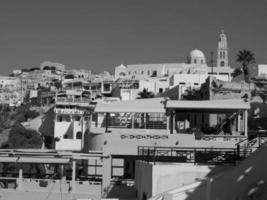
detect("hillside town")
[0,29,267,200]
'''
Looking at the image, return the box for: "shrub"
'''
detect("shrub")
[24,110,39,120]
[3,125,43,149]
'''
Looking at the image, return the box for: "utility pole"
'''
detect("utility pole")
[210,51,214,74]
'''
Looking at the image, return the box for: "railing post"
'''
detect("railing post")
[194,149,196,165]
[233,149,236,166]
[153,146,156,164]
[71,160,76,193]
[258,134,261,148]
[206,178,212,200]
[236,144,240,160]
[17,168,23,191]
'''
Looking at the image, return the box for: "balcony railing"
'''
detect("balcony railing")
[137,146,243,165]
[54,108,84,115]
[101,115,167,130]
[56,97,90,104]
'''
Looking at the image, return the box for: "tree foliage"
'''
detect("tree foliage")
[43,66,51,70]
[2,125,43,149]
[65,74,74,79]
[232,68,243,78]
[29,67,40,72]
[236,49,256,82]
[137,88,155,99]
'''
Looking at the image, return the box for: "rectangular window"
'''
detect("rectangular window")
[151,70,157,77]
[159,88,163,93]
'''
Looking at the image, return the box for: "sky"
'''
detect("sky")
[0,0,266,75]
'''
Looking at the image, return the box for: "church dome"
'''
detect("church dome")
[117,64,127,69]
[189,49,206,64]
[189,49,205,58]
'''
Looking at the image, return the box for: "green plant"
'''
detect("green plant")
[236,49,256,82]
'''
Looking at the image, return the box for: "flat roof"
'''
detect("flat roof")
[166,99,250,110]
[94,98,166,113]
[94,98,250,113]
[0,149,103,163]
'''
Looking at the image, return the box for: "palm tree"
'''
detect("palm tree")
[236,49,256,82]
[137,88,155,99]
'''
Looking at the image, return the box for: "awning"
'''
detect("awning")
[0,157,71,164]
[166,99,250,110]
[94,98,166,113]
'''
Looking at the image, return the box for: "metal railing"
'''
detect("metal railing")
[0,177,17,189]
[0,176,102,190]
[104,115,167,130]
[235,135,267,158]
[56,97,90,104]
[138,146,240,165]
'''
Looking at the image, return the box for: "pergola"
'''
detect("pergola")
[94,98,166,131]
[166,99,250,136]
[94,98,250,136]
[0,149,103,192]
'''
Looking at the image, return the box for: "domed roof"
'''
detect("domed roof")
[189,49,205,58]
[117,64,127,69]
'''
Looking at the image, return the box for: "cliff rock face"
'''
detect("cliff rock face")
[0,105,43,149]
[1,124,43,149]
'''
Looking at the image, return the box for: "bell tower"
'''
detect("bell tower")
[217,30,229,67]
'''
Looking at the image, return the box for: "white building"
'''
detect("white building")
[256,64,267,76]
[0,76,20,90]
[40,61,66,72]
[66,69,92,79]
[115,31,234,93]
[115,31,233,80]
[209,30,233,79]
[0,76,23,106]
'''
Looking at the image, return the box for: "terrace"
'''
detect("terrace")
[86,98,250,156]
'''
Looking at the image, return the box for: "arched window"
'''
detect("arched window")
[194,59,197,64]
[63,115,71,122]
[220,61,225,67]
[147,71,150,75]
[223,52,225,59]
[57,115,63,122]
[151,70,157,77]
[141,71,144,75]
[119,72,126,77]
[76,131,82,139]
[201,59,204,64]
[220,52,222,59]
[74,116,81,121]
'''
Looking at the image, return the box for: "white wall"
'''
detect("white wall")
[171,74,207,89]
[54,115,85,150]
[258,64,267,76]
[135,161,229,200]
[209,74,231,82]
[88,128,245,156]
[120,89,139,101]
[135,161,153,200]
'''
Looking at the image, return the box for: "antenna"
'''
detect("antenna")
[210,51,214,74]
